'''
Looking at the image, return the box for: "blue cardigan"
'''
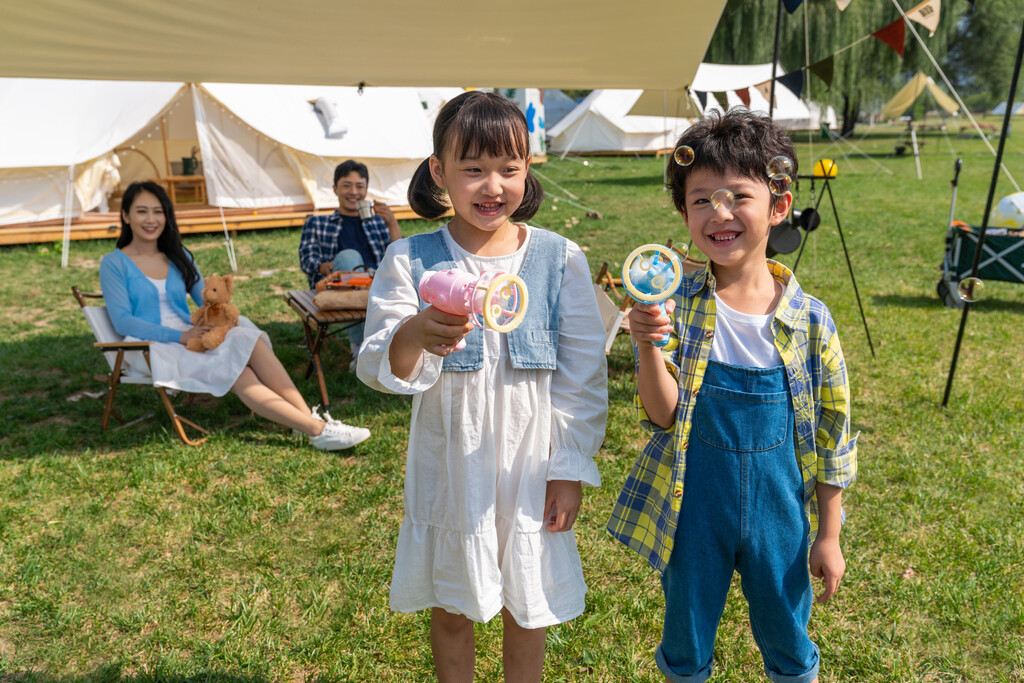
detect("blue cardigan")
[98,249,205,343]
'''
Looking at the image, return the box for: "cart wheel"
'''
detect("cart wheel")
[937,278,964,309]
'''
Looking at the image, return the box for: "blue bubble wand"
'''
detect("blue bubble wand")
[621,244,683,348]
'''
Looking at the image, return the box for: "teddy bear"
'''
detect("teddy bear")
[185,273,240,352]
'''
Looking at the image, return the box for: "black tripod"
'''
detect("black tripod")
[789,174,876,358]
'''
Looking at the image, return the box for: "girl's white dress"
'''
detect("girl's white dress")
[358,225,608,629]
[124,275,270,397]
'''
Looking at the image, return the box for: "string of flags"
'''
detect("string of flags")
[692,0,958,107]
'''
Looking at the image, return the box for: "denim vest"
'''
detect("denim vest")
[408,227,566,371]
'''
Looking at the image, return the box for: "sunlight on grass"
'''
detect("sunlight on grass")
[0,122,1022,681]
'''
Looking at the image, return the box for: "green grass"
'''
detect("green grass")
[1,121,1023,681]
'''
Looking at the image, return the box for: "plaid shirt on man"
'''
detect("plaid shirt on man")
[607,260,858,573]
[298,210,391,288]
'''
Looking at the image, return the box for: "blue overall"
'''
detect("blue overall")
[657,360,819,683]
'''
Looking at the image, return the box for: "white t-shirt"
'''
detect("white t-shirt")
[710,291,782,368]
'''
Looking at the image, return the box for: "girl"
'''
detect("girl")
[356,91,608,682]
[99,181,369,451]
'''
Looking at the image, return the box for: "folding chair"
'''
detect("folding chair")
[72,286,209,445]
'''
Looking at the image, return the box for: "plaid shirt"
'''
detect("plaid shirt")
[607,260,858,573]
[298,210,391,288]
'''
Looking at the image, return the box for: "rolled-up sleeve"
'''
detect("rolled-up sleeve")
[356,240,442,395]
[815,328,858,489]
[547,243,608,488]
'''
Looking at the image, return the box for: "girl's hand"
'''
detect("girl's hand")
[809,535,846,603]
[415,305,475,356]
[627,299,675,346]
[180,325,212,344]
[544,480,583,532]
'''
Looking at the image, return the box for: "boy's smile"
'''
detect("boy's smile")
[682,168,791,273]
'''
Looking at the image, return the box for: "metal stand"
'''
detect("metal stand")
[790,175,876,358]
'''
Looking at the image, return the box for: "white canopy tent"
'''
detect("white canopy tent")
[0,1,726,91]
[0,79,435,261]
[629,63,837,131]
[547,90,692,155]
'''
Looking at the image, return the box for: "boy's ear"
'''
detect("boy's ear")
[770,191,793,226]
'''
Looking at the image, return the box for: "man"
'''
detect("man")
[299,160,403,289]
[299,160,403,367]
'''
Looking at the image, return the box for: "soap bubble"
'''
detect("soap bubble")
[957,277,984,303]
[769,173,792,197]
[711,188,735,212]
[672,243,689,259]
[673,145,695,167]
[767,155,794,178]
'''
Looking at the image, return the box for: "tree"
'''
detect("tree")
[947,0,1024,111]
[702,0,969,132]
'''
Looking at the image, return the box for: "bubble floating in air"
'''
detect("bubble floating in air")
[674,145,695,167]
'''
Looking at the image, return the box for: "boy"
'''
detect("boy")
[607,109,858,683]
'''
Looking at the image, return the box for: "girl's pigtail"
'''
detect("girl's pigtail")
[510,170,544,222]
[407,158,450,220]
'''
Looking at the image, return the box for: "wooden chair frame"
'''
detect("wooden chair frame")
[72,286,209,446]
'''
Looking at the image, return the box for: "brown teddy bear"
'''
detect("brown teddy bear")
[186,273,240,352]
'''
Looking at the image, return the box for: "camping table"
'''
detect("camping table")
[284,289,365,413]
[149,175,207,204]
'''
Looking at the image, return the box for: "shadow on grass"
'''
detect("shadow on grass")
[872,293,1024,313]
[0,320,404,460]
[0,669,277,683]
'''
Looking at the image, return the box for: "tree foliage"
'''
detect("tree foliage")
[947,0,1024,110]
[703,0,970,117]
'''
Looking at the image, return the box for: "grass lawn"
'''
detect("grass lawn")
[1,121,1022,682]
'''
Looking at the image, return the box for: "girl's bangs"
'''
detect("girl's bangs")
[450,99,530,161]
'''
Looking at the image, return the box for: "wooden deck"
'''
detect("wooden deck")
[0,204,429,246]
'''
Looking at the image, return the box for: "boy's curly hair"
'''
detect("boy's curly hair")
[666,108,797,213]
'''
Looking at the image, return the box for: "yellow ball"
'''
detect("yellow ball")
[813,159,838,178]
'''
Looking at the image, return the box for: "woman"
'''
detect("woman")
[98,181,369,450]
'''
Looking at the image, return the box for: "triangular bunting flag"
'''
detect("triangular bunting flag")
[836,0,852,9]
[782,0,803,13]
[872,18,906,57]
[753,80,776,109]
[907,0,941,37]
[777,70,805,99]
[736,87,752,108]
[809,56,834,91]
[696,90,708,110]
[713,91,730,110]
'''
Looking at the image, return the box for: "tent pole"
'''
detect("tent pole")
[60,163,75,268]
[942,21,1024,407]
[910,125,922,180]
[769,0,783,119]
[160,116,171,177]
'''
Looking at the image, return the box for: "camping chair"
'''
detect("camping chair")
[72,285,209,446]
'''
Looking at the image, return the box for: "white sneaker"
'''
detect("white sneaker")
[309,420,371,451]
[293,406,325,436]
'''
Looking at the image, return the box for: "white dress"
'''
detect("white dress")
[124,275,270,397]
[357,225,608,629]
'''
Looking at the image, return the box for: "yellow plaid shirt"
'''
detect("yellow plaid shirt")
[607,260,858,573]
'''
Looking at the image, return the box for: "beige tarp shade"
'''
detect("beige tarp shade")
[0,1,726,90]
[879,72,959,120]
[628,90,703,119]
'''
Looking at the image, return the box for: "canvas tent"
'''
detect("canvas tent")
[542,90,580,129]
[878,71,959,120]
[690,63,835,130]
[547,90,692,154]
[0,79,434,229]
[992,101,1024,116]
[0,1,726,91]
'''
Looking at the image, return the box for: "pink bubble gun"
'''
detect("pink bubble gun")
[418,268,529,350]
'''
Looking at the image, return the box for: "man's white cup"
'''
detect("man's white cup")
[357,199,374,220]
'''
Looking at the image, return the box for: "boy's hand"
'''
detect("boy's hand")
[809,535,845,603]
[628,299,675,346]
[543,480,583,532]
